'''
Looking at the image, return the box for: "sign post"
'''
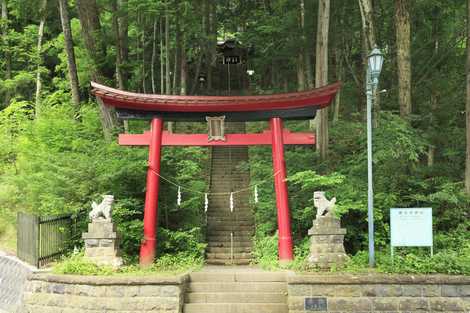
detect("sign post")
[390,208,433,262]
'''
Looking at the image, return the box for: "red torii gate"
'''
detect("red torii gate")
[92,82,340,266]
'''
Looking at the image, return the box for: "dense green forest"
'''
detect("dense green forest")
[0,0,469,273]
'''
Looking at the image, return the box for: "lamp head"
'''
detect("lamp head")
[368,47,384,83]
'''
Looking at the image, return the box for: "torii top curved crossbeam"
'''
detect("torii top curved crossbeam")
[91,81,341,122]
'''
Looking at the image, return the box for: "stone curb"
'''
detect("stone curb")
[288,273,470,285]
[28,272,190,286]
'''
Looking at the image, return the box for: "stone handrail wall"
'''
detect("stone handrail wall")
[21,273,189,313]
[287,273,470,313]
[0,252,35,313]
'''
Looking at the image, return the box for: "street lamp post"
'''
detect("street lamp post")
[366,47,384,267]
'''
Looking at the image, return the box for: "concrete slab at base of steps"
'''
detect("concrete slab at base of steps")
[188,281,287,293]
[186,292,287,303]
[183,303,288,313]
[189,271,287,282]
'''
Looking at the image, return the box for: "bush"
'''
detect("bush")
[157,227,206,259]
[252,233,279,269]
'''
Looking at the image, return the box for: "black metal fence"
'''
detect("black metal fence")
[17,211,87,267]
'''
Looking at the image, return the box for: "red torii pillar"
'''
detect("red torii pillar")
[140,118,164,266]
[270,117,293,261]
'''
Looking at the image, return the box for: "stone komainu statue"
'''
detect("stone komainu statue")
[313,191,336,218]
[308,191,348,268]
[89,195,114,221]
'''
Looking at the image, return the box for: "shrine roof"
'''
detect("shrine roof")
[91,81,341,114]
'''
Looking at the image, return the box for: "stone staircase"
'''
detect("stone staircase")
[206,122,254,265]
[183,269,288,313]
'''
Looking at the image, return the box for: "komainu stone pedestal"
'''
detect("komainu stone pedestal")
[307,216,349,269]
[82,220,123,268]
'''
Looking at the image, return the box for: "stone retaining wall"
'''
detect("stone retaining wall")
[287,273,470,313]
[0,252,35,313]
[21,273,188,313]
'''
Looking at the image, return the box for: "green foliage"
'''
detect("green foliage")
[252,233,279,270]
[158,228,206,259]
[53,253,115,276]
[53,251,203,276]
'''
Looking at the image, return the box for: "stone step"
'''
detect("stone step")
[186,292,286,304]
[207,212,253,217]
[206,219,254,225]
[207,235,253,242]
[208,222,255,232]
[184,303,288,313]
[207,230,254,236]
[188,282,287,293]
[207,241,252,248]
[206,252,252,260]
[189,272,287,283]
[206,247,252,253]
[205,258,252,265]
[206,214,253,219]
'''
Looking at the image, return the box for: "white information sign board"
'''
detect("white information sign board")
[390,208,433,260]
[390,208,433,247]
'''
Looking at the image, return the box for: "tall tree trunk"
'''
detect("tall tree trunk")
[151,18,157,93]
[164,7,173,131]
[358,0,376,52]
[315,0,330,160]
[297,54,306,91]
[76,0,118,139]
[173,12,180,95]
[58,0,80,107]
[428,6,440,167]
[305,53,313,88]
[358,0,380,122]
[112,1,124,90]
[333,46,343,123]
[118,0,128,88]
[466,0,470,194]
[34,0,47,117]
[297,0,306,91]
[141,15,147,93]
[160,17,164,94]
[180,33,187,95]
[395,0,412,118]
[165,9,170,94]
[205,0,215,92]
[1,0,11,106]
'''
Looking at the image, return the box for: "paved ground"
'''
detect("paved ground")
[0,250,35,313]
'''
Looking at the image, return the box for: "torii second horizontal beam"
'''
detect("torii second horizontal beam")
[119,130,315,146]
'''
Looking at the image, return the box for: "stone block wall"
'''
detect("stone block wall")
[21,273,188,313]
[0,252,34,313]
[287,274,470,313]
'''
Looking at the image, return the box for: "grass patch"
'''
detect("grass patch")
[53,251,204,276]
[253,233,470,275]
